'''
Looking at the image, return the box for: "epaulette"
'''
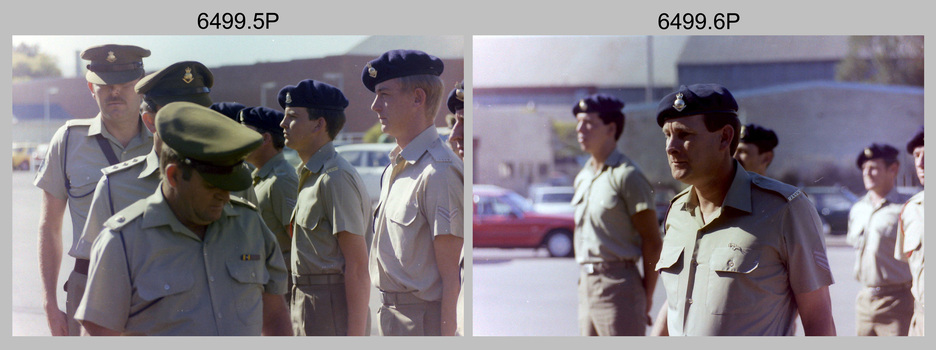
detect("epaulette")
[751,174,802,202]
[323,166,340,175]
[101,154,146,176]
[230,195,258,211]
[427,140,454,163]
[103,198,148,231]
[671,186,692,204]
[64,118,94,128]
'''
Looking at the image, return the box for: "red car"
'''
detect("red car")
[473,184,576,257]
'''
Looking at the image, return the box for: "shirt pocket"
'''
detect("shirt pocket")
[226,260,268,326]
[707,247,760,315]
[655,244,684,306]
[136,271,194,302]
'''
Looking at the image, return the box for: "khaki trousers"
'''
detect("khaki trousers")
[64,270,87,336]
[578,262,647,336]
[377,291,441,336]
[855,283,913,336]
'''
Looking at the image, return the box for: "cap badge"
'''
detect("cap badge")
[182,67,194,84]
[285,92,292,104]
[455,82,464,102]
[366,63,377,78]
[864,148,873,158]
[106,51,117,63]
[739,125,747,138]
[673,92,686,112]
[578,100,588,111]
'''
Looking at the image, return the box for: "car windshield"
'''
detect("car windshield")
[540,192,573,204]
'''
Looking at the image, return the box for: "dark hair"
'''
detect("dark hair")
[703,113,741,155]
[159,143,193,182]
[307,108,346,140]
[598,111,625,140]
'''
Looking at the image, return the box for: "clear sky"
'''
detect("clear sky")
[12,35,370,78]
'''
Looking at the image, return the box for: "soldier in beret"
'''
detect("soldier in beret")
[445,80,466,336]
[847,143,913,336]
[652,83,835,336]
[238,106,298,306]
[278,79,371,336]
[75,102,292,336]
[75,61,215,285]
[733,123,778,176]
[895,126,924,336]
[571,94,660,336]
[208,102,261,206]
[363,49,464,336]
[34,44,154,336]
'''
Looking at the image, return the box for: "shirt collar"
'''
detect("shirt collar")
[87,113,154,144]
[304,142,336,174]
[684,160,752,215]
[138,149,160,179]
[396,126,439,164]
[140,185,239,240]
[254,152,287,179]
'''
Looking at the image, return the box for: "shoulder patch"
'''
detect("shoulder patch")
[101,155,146,176]
[751,175,802,202]
[229,195,258,211]
[103,198,147,230]
[323,166,340,175]
[427,141,454,163]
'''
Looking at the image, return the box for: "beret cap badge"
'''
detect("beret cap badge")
[285,92,292,104]
[739,125,747,138]
[673,92,686,112]
[182,67,194,84]
[578,100,588,112]
[864,148,873,158]
[366,63,377,78]
[455,87,464,102]
[106,51,117,63]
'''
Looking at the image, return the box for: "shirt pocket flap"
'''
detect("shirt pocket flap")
[387,201,418,226]
[655,244,684,271]
[226,259,269,284]
[137,272,194,301]
[710,247,759,274]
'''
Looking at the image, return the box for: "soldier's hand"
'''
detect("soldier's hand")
[45,307,68,336]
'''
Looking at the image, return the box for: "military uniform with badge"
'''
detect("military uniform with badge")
[279,80,372,336]
[76,61,215,265]
[847,143,913,336]
[654,84,835,336]
[364,50,464,336]
[75,102,290,336]
[34,44,154,336]
[446,81,466,336]
[210,102,261,206]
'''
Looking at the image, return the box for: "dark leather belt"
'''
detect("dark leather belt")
[581,260,636,274]
[866,282,912,297]
[74,258,90,275]
[293,274,344,286]
[379,291,429,306]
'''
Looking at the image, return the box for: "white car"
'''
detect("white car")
[529,186,575,215]
[335,143,396,208]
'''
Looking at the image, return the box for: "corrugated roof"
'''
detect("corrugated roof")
[473,35,688,88]
[344,35,465,59]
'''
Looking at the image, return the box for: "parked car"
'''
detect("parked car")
[528,185,574,215]
[474,184,576,257]
[335,143,396,207]
[12,142,35,171]
[802,185,859,235]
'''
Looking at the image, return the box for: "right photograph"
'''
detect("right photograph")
[470,35,924,336]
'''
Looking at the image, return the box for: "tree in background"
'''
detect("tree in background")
[836,36,923,87]
[12,43,62,83]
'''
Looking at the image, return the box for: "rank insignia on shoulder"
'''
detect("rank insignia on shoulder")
[240,254,260,261]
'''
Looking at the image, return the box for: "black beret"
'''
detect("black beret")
[135,61,213,108]
[572,94,625,116]
[739,124,779,152]
[277,79,348,113]
[361,49,444,93]
[209,102,247,121]
[80,44,151,85]
[856,143,899,169]
[657,83,738,127]
[238,106,284,135]
[447,81,465,114]
[906,125,924,153]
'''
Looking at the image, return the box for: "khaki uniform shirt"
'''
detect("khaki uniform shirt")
[253,152,298,254]
[656,163,834,336]
[75,190,288,335]
[33,116,153,258]
[291,142,371,275]
[370,127,464,302]
[572,150,654,264]
[895,191,924,305]
[75,151,161,260]
[847,189,912,287]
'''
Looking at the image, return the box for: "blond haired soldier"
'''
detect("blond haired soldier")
[35,44,153,336]
[364,50,464,336]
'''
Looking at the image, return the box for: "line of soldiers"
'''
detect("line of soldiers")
[570,84,924,336]
[35,44,465,336]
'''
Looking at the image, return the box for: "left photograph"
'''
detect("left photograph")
[11,35,466,336]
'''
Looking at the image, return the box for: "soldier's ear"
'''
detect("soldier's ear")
[720,124,734,151]
[165,163,181,188]
[413,87,426,107]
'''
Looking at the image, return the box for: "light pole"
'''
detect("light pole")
[260,81,277,108]
[44,87,59,124]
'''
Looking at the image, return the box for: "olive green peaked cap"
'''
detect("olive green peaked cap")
[80,44,151,85]
[136,61,214,107]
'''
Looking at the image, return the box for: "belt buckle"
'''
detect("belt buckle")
[584,264,595,274]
